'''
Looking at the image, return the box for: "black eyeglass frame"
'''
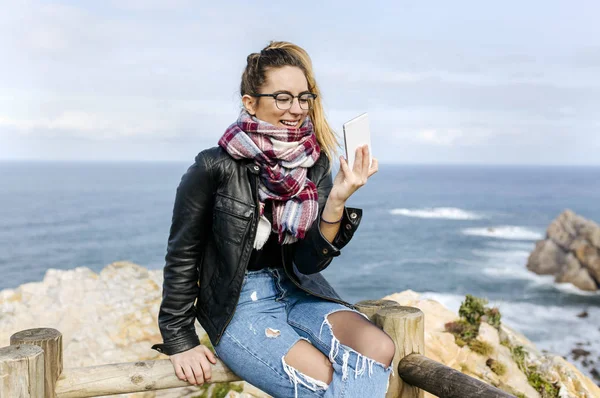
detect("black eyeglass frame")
[250,92,318,110]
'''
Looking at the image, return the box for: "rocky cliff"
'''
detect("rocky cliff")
[1,262,598,397]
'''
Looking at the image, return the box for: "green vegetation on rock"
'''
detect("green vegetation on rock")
[192,386,209,398]
[445,319,479,344]
[192,382,244,398]
[446,295,560,397]
[468,340,494,356]
[486,358,507,376]
[445,294,499,355]
[458,294,501,330]
[508,345,559,398]
[212,382,244,398]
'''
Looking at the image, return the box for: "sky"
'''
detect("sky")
[1,0,599,165]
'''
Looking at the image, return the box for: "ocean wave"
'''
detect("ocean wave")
[481,267,540,281]
[390,207,484,220]
[473,246,600,296]
[420,292,465,313]
[485,241,536,251]
[493,301,600,368]
[529,275,600,297]
[472,249,531,260]
[462,226,543,240]
[480,264,600,297]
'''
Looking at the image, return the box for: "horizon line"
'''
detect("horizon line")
[1,159,599,168]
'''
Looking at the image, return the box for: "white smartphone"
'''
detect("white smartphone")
[343,113,372,170]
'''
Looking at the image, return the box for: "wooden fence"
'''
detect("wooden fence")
[0,300,515,398]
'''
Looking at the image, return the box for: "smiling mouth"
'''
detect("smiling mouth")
[280,120,300,127]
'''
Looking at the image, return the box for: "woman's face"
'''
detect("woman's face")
[243,66,310,129]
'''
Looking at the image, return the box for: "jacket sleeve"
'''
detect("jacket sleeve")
[151,152,214,356]
[292,162,362,275]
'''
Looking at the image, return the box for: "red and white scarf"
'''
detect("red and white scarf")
[218,111,321,249]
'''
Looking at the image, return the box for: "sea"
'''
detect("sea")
[1,161,599,378]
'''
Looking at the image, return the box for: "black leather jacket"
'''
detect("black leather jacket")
[151,147,362,355]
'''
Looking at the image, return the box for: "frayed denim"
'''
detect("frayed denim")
[214,268,393,398]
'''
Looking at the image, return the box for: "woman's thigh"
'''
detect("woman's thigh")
[214,270,328,398]
[285,293,367,361]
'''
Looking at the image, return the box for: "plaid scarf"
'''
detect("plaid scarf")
[218,111,320,248]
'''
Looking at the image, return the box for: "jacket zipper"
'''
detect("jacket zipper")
[216,169,260,343]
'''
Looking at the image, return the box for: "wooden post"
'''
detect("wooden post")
[357,300,425,398]
[375,306,425,398]
[11,328,63,398]
[0,344,45,397]
[355,299,402,320]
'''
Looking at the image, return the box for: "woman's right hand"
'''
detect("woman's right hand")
[169,344,217,385]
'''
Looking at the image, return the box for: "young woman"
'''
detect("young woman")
[152,41,395,397]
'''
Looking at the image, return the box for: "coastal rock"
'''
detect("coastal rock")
[384,291,538,398]
[554,253,598,291]
[2,263,599,398]
[527,239,566,275]
[527,210,600,291]
[384,291,600,398]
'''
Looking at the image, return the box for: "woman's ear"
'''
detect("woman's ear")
[241,94,256,116]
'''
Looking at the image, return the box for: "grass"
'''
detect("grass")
[445,319,479,343]
[192,386,209,398]
[468,340,494,356]
[508,345,560,398]
[192,382,244,398]
[510,345,528,373]
[212,382,244,398]
[486,358,507,376]
[527,370,560,398]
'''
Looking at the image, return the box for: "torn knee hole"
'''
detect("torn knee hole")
[283,340,332,387]
[281,356,329,393]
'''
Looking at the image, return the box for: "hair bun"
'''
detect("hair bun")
[246,53,260,64]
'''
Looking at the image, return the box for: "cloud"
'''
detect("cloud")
[0,97,239,140]
[1,1,599,164]
[0,112,173,139]
[414,128,492,147]
[416,129,463,146]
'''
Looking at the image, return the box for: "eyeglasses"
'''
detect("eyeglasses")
[251,92,317,110]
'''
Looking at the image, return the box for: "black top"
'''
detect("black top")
[247,201,283,270]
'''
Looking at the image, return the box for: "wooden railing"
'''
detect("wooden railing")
[0,300,515,397]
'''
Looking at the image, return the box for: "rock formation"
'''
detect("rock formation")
[385,291,600,398]
[527,209,600,291]
[1,262,598,397]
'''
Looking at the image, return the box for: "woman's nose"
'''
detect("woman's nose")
[289,97,303,114]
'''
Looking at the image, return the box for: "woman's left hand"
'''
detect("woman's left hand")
[328,145,379,205]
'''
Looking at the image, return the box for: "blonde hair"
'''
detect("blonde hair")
[240,41,339,166]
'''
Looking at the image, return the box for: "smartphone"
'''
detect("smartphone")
[343,113,372,170]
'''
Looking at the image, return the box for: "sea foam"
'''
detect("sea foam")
[462,226,543,240]
[390,207,484,220]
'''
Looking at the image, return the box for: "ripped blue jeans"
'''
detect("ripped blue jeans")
[213,268,393,398]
